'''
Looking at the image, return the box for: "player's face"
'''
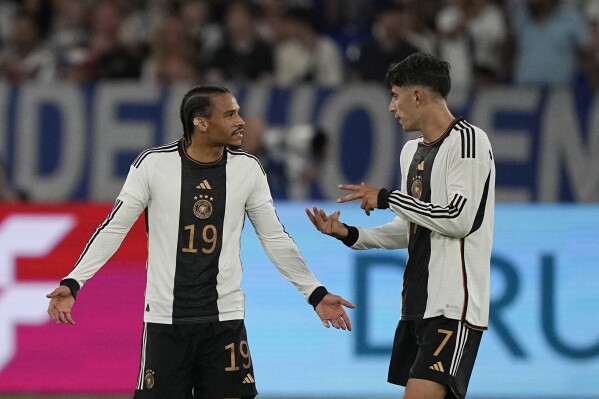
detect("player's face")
[206,93,245,147]
[389,85,420,132]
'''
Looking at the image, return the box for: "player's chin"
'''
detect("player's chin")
[229,135,243,147]
[401,122,416,132]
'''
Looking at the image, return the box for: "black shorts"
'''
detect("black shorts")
[133,320,257,399]
[387,316,483,399]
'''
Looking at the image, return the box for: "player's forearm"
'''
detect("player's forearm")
[250,202,327,300]
[383,189,473,238]
[262,239,323,299]
[64,229,130,287]
[352,220,409,249]
[63,199,142,291]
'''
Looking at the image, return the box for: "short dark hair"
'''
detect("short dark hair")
[384,53,451,99]
[180,85,230,143]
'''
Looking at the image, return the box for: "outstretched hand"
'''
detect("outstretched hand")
[315,293,355,331]
[46,286,76,325]
[305,206,348,239]
[336,182,381,216]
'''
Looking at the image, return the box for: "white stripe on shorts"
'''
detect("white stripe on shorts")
[136,323,148,390]
[450,321,469,376]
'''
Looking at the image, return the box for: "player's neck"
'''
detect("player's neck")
[185,141,224,164]
[420,107,456,144]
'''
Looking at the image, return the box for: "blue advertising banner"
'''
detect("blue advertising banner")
[1,82,598,202]
[240,203,599,398]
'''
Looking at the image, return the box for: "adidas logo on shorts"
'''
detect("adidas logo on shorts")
[429,361,445,372]
[242,373,255,384]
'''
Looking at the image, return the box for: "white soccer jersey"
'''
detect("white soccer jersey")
[63,140,323,324]
[349,118,495,330]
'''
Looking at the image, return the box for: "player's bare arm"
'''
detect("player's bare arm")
[336,183,383,216]
[46,285,76,325]
[315,294,355,331]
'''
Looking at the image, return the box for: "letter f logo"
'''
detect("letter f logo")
[0,214,75,371]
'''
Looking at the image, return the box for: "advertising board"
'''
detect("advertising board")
[0,203,598,397]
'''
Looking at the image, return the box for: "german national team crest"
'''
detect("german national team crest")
[144,369,155,389]
[411,177,422,199]
[193,195,213,219]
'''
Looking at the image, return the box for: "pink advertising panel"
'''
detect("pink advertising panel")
[0,204,147,394]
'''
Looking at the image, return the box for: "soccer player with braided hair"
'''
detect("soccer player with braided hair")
[47,85,354,399]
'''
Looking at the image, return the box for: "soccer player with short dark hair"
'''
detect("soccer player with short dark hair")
[306,53,495,399]
[47,85,354,399]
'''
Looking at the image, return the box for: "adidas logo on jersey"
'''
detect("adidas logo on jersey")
[429,361,445,372]
[242,373,255,384]
[196,180,212,190]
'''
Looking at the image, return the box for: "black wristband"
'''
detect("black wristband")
[308,286,329,309]
[60,278,80,300]
[339,223,359,247]
[377,188,390,209]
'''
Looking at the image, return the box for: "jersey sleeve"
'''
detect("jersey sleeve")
[62,161,150,293]
[349,142,412,250]
[245,163,322,301]
[351,217,409,250]
[387,130,493,238]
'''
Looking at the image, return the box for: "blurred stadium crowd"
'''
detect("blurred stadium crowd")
[1,0,598,203]
[0,0,598,89]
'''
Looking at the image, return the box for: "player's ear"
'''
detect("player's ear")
[413,89,421,107]
[193,117,208,132]
[413,89,428,107]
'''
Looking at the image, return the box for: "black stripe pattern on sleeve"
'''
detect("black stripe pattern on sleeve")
[467,170,492,236]
[456,120,476,159]
[133,141,179,168]
[388,191,467,219]
[71,199,124,270]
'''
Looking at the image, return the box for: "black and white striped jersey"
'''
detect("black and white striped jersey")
[348,118,495,330]
[62,140,323,324]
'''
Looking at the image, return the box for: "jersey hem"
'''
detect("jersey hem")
[219,310,245,321]
[411,310,488,329]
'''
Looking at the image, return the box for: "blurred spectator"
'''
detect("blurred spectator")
[19,0,54,39]
[437,0,473,89]
[263,124,330,200]
[241,115,330,200]
[312,0,374,54]
[141,15,200,84]
[62,0,141,82]
[0,11,57,83]
[508,0,593,87]
[49,0,89,78]
[178,0,223,62]
[205,0,274,83]
[241,115,288,199]
[273,5,344,86]
[582,0,599,87]
[466,0,508,86]
[240,114,268,160]
[346,4,418,82]
[0,0,18,48]
[120,0,167,55]
[0,158,26,202]
[258,0,288,46]
[437,0,507,89]
[298,127,330,200]
[401,0,438,55]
